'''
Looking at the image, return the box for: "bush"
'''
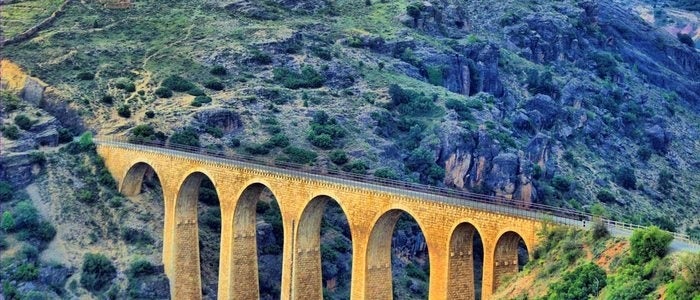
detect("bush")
[329,150,348,165]
[121,227,154,245]
[387,84,439,116]
[145,110,155,118]
[590,219,609,241]
[677,33,695,48]
[406,2,424,19]
[244,143,271,155]
[210,65,227,76]
[162,75,196,92]
[117,105,131,118]
[552,175,573,192]
[77,72,95,80]
[342,160,368,174]
[13,263,39,281]
[615,167,637,189]
[307,111,345,149]
[250,49,273,65]
[127,259,156,278]
[80,253,116,292]
[630,226,673,263]
[2,125,20,140]
[444,98,476,121]
[154,87,173,98]
[282,147,317,164]
[76,188,97,204]
[591,52,618,79]
[115,80,136,93]
[1,211,14,232]
[101,95,114,105]
[657,170,674,193]
[309,133,333,149]
[268,133,290,148]
[273,66,325,89]
[14,115,35,130]
[204,80,224,91]
[191,95,212,107]
[374,168,398,179]
[546,262,607,300]
[200,207,221,230]
[0,181,12,202]
[526,69,558,97]
[169,127,200,147]
[596,190,616,203]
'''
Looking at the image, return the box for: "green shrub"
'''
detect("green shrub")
[307,111,345,149]
[80,253,116,292]
[282,147,317,164]
[205,126,223,138]
[552,175,573,193]
[145,110,155,118]
[12,263,39,281]
[546,262,607,300]
[374,168,398,179]
[387,84,439,116]
[268,133,290,148]
[615,167,637,189]
[0,181,12,202]
[273,66,325,89]
[210,65,227,76]
[657,170,674,193]
[169,127,200,147]
[590,219,609,241]
[14,115,35,130]
[2,125,20,140]
[1,211,14,232]
[445,98,476,121]
[76,188,97,204]
[162,75,196,92]
[127,259,156,278]
[115,80,136,93]
[244,143,271,155]
[309,133,333,149]
[406,2,425,19]
[630,226,673,263]
[186,87,206,96]
[227,137,241,148]
[191,95,212,107]
[342,160,368,174]
[204,80,224,91]
[526,69,558,97]
[117,105,131,118]
[200,207,221,230]
[329,150,348,165]
[596,190,615,203]
[1,91,21,112]
[101,95,114,104]
[77,72,95,80]
[591,52,618,79]
[250,49,273,65]
[121,227,154,245]
[426,66,444,86]
[154,87,173,98]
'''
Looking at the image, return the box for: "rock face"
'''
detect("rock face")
[193,109,243,134]
[400,0,470,38]
[0,153,40,188]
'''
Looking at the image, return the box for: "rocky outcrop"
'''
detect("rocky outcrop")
[399,0,470,39]
[193,109,243,134]
[0,153,42,190]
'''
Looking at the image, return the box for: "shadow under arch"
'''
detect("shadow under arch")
[293,195,353,299]
[121,161,161,196]
[228,182,284,299]
[447,222,485,300]
[173,171,221,299]
[365,208,430,299]
[492,231,529,292]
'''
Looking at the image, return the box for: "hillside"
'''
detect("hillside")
[1,0,699,299]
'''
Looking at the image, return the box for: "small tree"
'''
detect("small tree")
[1,212,14,232]
[80,253,116,292]
[630,226,673,263]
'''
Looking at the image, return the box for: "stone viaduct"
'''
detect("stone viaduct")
[96,139,580,300]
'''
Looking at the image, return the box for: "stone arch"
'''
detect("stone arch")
[228,181,283,299]
[492,231,529,292]
[293,195,353,299]
[447,222,484,300]
[173,171,220,299]
[365,208,430,299]
[120,161,160,196]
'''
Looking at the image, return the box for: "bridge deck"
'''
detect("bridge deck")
[95,138,698,251]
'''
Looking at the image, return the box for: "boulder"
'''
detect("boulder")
[523,94,560,129]
[646,124,672,153]
[484,153,519,198]
[193,109,243,134]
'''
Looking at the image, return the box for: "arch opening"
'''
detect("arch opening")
[447,223,484,300]
[365,210,429,300]
[229,183,284,300]
[492,231,529,292]
[293,196,352,299]
[173,172,221,299]
[121,162,160,196]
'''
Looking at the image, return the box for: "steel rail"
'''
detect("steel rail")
[94,136,696,244]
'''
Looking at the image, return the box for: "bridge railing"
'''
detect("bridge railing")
[94,136,696,244]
